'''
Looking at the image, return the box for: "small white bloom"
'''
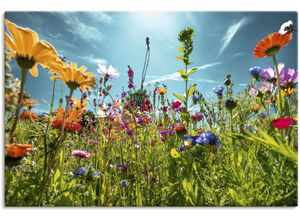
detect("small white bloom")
[97,64,120,79]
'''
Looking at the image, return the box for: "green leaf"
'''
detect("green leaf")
[176,55,184,60]
[178,69,187,80]
[173,93,185,103]
[177,46,184,53]
[187,67,198,76]
[187,85,197,99]
[170,148,180,158]
[53,169,61,183]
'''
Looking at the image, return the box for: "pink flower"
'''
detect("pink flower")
[97,64,120,79]
[71,150,91,159]
[171,101,182,110]
[271,117,294,129]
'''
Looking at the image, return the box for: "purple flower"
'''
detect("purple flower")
[249,66,262,80]
[161,105,169,112]
[71,150,91,159]
[213,86,225,97]
[258,81,273,94]
[128,82,135,89]
[109,163,129,173]
[260,63,285,82]
[279,66,298,87]
[127,69,134,78]
[192,93,199,103]
[121,91,127,98]
[178,145,185,152]
[92,169,101,177]
[72,166,87,177]
[191,112,204,122]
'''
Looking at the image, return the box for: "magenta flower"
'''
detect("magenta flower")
[97,64,120,79]
[71,150,91,159]
[272,117,294,129]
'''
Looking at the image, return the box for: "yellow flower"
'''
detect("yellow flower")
[4,19,61,77]
[282,87,296,97]
[157,87,167,95]
[251,104,262,113]
[71,98,87,111]
[50,62,96,92]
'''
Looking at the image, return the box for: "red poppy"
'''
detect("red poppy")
[271,117,294,129]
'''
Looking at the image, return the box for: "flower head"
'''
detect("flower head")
[254,32,292,58]
[213,86,225,97]
[271,117,294,129]
[174,125,187,135]
[191,112,204,122]
[279,66,298,87]
[20,111,39,121]
[71,150,90,159]
[4,19,62,76]
[97,64,119,79]
[171,101,182,110]
[249,66,262,80]
[6,143,33,159]
[72,166,87,177]
[157,87,167,95]
[50,62,96,92]
[184,131,222,150]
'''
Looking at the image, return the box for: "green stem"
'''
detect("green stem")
[42,79,57,181]
[9,68,27,143]
[272,55,283,118]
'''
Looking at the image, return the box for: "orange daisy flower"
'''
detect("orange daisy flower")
[20,111,39,121]
[254,33,292,58]
[6,143,33,158]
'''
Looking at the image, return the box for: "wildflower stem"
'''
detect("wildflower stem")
[42,79,56,181]
[272,55,283,117]
[55,88,74,149]
[9,68,27,143]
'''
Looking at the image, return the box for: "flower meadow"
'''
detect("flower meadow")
[4,17,298,207]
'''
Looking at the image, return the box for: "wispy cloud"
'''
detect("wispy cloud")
[218,17,250,56]
[59,12,113,42]
[146,61,223,84]
[79,55,108,65]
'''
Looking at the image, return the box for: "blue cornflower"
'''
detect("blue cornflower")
[178,145,185,152]
[249,66,262,80]
[213,86,225,97]
[184,131,222,150]
[72,166,87,177]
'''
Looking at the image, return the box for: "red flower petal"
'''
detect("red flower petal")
[271,117,294,129]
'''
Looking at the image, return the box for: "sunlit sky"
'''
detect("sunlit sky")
[5,12,298,113]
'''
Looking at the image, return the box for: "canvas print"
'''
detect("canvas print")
[4,12,298,206]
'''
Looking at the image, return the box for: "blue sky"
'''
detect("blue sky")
[5,12,298,113]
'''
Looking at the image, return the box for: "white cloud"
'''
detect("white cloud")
[218,17,250,56]
[146,61,223,84]
[79,55,108,65]
[59,12,113,42]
